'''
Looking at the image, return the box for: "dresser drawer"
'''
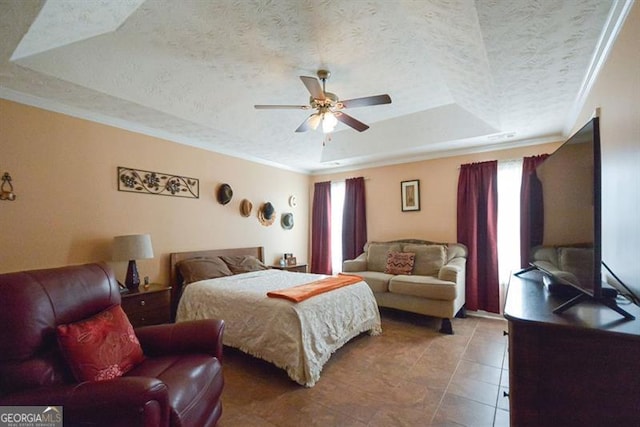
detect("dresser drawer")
[121,285,171,327]
[124,305,169,327]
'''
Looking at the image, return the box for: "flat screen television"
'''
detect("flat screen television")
[525,117,633,319]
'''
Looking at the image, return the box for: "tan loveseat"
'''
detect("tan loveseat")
[531,245,594,287]
[342,239,467,334]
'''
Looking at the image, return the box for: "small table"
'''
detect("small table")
[121,283,172,327]
[271,264,308,273]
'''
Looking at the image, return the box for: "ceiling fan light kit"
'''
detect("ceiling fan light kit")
[322,111,338,133]
[255,69,391,136]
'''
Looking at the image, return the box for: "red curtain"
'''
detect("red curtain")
[310,181,332,274]
[457,161,500,313]
[342,177,367,261]
[520,154,549,268]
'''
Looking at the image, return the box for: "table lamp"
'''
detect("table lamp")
[112,234,154,292]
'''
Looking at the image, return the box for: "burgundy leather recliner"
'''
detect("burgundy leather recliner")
[0,263,224,426]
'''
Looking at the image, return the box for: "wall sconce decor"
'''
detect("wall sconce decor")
[112,234,154,292]
[0,172,16,201]
[118,166,199,199]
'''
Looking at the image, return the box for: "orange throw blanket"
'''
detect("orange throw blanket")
[267,273,364,303]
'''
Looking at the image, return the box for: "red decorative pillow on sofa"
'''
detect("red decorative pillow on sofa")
[384,252,415,275]
[57,305,144,382]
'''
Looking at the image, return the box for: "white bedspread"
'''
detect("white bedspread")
[176,269,381,387]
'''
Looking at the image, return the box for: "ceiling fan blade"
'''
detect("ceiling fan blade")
[254,104,310,110]
[295,114,322,133]
[335,112,369,132]
[300,76,325,100]
[339,94,392,109]
[308,113,322,130]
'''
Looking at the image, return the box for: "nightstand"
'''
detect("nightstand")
[121,283,172,327]
[271,264,308,273]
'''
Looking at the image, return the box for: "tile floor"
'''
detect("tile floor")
[219,309,510,426]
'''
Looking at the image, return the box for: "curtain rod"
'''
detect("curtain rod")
[457,158,524,169]
[330,177,371,183]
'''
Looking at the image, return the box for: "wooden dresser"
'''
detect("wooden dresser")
[504,272,640,426]
[121,283,172,327]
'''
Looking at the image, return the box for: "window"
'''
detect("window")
[497,159,523,287]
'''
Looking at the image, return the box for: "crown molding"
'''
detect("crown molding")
[564,0,634,135]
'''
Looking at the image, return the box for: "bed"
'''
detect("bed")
[169,247,381,387]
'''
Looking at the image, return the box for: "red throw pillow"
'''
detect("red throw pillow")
[57,305,144,382]
[384,252,416,275]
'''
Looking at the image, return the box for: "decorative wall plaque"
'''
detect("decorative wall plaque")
[118,167,199,199]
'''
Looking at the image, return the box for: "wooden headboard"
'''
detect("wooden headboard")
[168,246,264,320]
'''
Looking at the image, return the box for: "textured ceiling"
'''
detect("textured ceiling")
[0,0,625,173]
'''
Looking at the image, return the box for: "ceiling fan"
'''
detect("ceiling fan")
[254,70,391,134]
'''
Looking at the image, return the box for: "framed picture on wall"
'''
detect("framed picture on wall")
[401,180,420,212]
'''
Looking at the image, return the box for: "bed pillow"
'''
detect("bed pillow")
[57,305,144,382]
[384,252,415,275]
[221,255,269,274]
[177,257,233,284]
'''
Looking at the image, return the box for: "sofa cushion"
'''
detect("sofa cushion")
[367,243,401,272]
[389,275,457,301]
[403,244,446,276]
[384,252,415,275]
[351,271,394,293]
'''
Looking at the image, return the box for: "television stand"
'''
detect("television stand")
[553,291,635,320]
[505,274,640,425]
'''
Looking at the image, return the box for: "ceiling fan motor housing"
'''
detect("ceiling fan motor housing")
[317,69,331,80]
[310,92,338,109]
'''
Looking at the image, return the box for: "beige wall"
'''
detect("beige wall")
[572,2,639,294]
[312,142,560,245]
[0,99,310,284]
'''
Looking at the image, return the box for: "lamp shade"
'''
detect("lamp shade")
[112,234,154,261]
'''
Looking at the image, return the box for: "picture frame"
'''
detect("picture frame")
[401,180,420,212]
[286,257,297,266]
